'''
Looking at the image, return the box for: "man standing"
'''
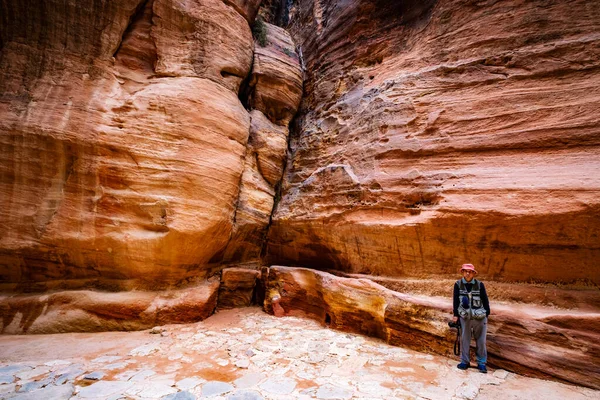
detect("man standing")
[452,263,490,373]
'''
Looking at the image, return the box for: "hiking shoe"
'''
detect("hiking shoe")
[457,362,469,370]
[477,364,487,373]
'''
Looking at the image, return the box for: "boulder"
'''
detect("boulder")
[217,267,260,309]
[0,280,219,333]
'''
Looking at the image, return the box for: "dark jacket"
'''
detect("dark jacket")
[453,278,490,317]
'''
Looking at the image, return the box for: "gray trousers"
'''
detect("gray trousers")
[459,317,487,365]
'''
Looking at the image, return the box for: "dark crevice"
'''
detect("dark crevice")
[238,52,255,109]
[112,0,150,58]
[112,0,157,78]
[259,168,285,260]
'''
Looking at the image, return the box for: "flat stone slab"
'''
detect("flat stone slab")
[259,377,297,395]
[129,382,178,398]
[83,371,105,380]
[162,392,197,400]
[233,372,266,389]
[177,377,204,391]
[201,381,234,397]
[493,369,510,379]
[316,384,353,399]
[5,384,74,400]
[227,390,265,400]
[91,356,122,364]
[0,365,31,375]
[75,381,134,398]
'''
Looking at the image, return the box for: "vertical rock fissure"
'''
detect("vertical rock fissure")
[112,0,152,59]
[222,18,303,265]
[213,43,257,265]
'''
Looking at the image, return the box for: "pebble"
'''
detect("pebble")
[150,326,166,334]
[235,358,250,369]
[493,369,510,379]
[83,371,105,380]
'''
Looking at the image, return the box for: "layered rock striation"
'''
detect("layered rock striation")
[221,21,303,263]
[267,0,600,284]
[0,0,301,328]
[0,0,301,292]
[263,266,600,389]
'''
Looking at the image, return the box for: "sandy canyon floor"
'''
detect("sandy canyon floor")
[0,308,597,400]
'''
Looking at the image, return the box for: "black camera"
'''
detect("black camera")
[448,320,460,328]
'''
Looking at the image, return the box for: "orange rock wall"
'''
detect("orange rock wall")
[0,0,301,291]
[266,0,600,284]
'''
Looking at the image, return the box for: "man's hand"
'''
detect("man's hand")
[453,316,459,323]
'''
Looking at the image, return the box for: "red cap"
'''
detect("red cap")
[460,263,478,274]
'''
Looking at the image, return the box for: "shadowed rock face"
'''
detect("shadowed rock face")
[267,0,600,284]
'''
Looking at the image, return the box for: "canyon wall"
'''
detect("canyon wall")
[1,0,599,387]
[0,0,301,293]
[267,0,600,285]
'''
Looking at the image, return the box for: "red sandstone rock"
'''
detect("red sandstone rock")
[153,0,253,93]
[249,22,303,126]
[217,267,260,309]
[267,0,600,284]
[222,23,302,263]
[264,266,600,389]
[0,280,219,334]
[0,0,253,289]
[223,0,263,23]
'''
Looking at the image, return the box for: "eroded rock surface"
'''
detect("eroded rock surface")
[263,266,600,389]
[267,0,600,284]
[0,280,219,333]
[217,267,260,309]
[222,22,302,263]
[0,0,257,290]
